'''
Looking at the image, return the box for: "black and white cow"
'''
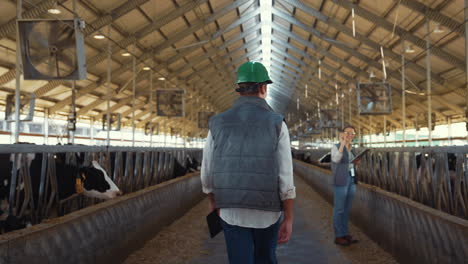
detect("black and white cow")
[173,155,201,177]
[185,155,201,172]
[0,152,121,233]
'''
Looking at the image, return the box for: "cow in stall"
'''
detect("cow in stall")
[53,153,122,200]
[109,151,201,184]
[173,155,201,177]
[0,151,121,233]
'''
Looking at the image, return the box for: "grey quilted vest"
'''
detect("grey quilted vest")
[209,96,284,211]
[331,143,357,186]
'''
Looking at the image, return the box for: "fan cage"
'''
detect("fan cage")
[156,89,185,117]
[18,18,86,80]
[357,82,392,115]
[102,113,121,131]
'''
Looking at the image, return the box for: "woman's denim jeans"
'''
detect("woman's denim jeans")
[333,175,356,237]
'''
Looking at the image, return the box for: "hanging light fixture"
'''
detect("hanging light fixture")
[47,1,61,14]
[318,59,322,80]
[121,52,131,57]
[143,66,151,71]
[93,33,105,40]
[405,45,415,53]
[433,24,444,34]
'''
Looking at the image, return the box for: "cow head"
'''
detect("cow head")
[78,161,122,200]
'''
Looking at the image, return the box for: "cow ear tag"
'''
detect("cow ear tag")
[75,173,85,194]
[75,178,83,193]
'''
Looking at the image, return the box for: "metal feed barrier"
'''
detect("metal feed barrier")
[294,146,468,219]
[0,144,202,228]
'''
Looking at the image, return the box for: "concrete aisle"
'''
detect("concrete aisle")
[123,175,399,264]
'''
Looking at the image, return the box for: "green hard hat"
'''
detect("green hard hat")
[236,61,273,84]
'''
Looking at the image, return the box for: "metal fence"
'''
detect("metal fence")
[0,145,202,228]
[293,146,468,219]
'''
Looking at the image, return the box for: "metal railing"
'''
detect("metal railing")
[0,145,202,228]
[293,146,468,219]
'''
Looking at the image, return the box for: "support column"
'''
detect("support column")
[149,58,154,148]
[341,92,344,128]
[415,115,419,147]
[106,24,112,146]
[466,0,468,140]
[384,116,387,147]
[426,16,433,146]
[44,108,49,145]
[90,117,94,145]
[348,87,352,125]
[448,117,452,145]
[14,0,23,143]
[69,81,76,144]
[131,45,136,147]
[402,39,407,147]
[358,122,362,147]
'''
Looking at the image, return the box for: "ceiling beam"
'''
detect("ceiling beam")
[329,0,464,71]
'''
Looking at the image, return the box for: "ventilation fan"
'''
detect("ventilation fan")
[304,120,322,135]
[320,109,341,128]
[357,82,392,115]
[144,123,158,135]
[5,93,35,122]
[414,113,436,131]
[156,89,185,117]
[170,127,181,136]
[18,19,86,80]
[198,112,215,129]
[102,113,121,131]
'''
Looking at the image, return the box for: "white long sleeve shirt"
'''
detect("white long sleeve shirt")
[201,122,295,228]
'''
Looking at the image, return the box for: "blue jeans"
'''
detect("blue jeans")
[333,175,356,237]
[221,218,280,264]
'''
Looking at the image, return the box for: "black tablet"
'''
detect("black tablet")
[351,149,369,163]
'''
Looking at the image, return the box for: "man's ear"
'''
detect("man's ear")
[260,84,267,97]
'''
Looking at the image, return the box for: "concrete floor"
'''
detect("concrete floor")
[123,175,399,264]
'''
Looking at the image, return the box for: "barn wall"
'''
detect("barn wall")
[293,160,468,264]
[0,172,204,264]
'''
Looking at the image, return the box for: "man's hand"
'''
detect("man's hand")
[207,193,216,212]
[277,218,292,244]
[278,199,293,244]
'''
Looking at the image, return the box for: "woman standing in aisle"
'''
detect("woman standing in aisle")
[331,125,359,246]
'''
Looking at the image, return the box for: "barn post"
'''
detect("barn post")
[106,24,112,146]
[14,0,23,143]
[465,0,468,140]
[44,108,49,144]
[384,116,387,147]
[90,117,94,145]
[69,81,76,144]
[131,43,136,147]
[426,16,433,146]
[447,117,452,145]
[149,56,154,148]
[402,39,406,147]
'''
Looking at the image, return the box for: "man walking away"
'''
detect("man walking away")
[201,61,295,264]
